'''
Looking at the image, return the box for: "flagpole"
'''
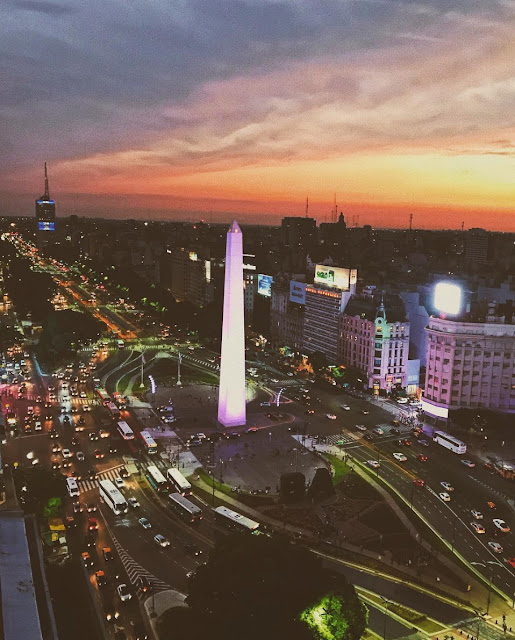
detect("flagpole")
[140,351,144,388]
[177,352,182,387]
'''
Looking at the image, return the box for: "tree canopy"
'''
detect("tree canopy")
[162,534,367,640]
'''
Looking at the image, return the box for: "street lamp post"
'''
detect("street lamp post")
[380,596,394,640]
[471,560,502,616]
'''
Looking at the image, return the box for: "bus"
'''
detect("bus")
[146,465,168,493]
[117,421,135,440]
[96,387,111,404]
[213,506,260,534]
[66,477,79,498]
[140,430,158,455]
[112,392,127,409]
[166,468,192,496]
[433,431,467,454]
[117,339,125,349]
[168,493,202,523]
[106,402,120,420]
[99,479,128,515]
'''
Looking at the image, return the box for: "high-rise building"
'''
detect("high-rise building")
[281,217,317,250]
[35,162,56,249]
[218,220,246,427]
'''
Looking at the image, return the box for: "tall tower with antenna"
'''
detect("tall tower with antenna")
[35,162,56,249]
[331,193,338,224]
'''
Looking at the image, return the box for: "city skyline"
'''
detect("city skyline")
[1,0,514,230]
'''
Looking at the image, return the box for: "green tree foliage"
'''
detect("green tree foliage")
[308,351,329,373]
[3,255,56,320]
[182,534,366,640]
[18,469,67,516]
[36,310,104,367]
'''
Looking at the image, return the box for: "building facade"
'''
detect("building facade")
[423,316,515,415]
[270,278,304,351]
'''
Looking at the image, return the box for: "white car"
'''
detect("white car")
[76,452,85,462]
[367,460,380,469]
[396,397,408,404]
[471,510,483,520]
[461,459,475,468]
[392,452,407,462]
[154,534,170,547]
[373,427,384,435]
[340,404,351,411]
[493,519,510,533]
[138,517,151,529]
[488,541,503,553]
[355,424,367,432]
[470,522,485,534]
[326,414,337,420]
[440,482,454,491]
[80,391,87,398]
[114,477,125,489]
[439,492,451,502]
[128,497,140,509]
[62,448,72,458]
[117,583,132,602]
[83,404,90,412]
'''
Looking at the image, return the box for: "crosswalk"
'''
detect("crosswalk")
[293,423,414,449]
[78,465,125,493]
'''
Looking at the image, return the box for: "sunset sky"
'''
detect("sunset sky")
[1,0,514,229]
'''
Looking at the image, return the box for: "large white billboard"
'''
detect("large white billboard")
[314,265,350,290]
[289,281,306,305]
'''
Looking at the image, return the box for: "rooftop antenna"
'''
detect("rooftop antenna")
[332,193,337,223]
[461,221,464,232]
[409,213,413,231]
[44,162,49,199]
[305,196,309,218]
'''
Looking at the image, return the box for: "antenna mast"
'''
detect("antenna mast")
[305,196,309,218]
[44,162,49,200]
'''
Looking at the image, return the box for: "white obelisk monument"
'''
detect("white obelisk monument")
[217,220,246,427]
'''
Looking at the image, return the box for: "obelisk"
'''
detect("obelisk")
[218,220,246,427]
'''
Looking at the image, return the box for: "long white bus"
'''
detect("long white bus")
[433,431,466,454]
[99,479,128,515]
[117,420,135,440]
[213,506,260,534]
[168,492,202,523]
[166,468,192,496]
[66,477,79,498]
[140,430,158,455]
[146,465,168,493]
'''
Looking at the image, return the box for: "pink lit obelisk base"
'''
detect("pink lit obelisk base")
[217,220,246,427]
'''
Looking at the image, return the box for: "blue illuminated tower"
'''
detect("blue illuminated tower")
[35,162,56,248]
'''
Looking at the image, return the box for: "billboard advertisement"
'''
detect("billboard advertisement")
[257,274,273,297]
[314,265,350,290]
[37,221,55,232]
[289,281,306,305]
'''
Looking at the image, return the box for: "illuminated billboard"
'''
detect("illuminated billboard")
[434,282,462,315]
[289,281,306,305]
[314,265,350,290]
[257,274,273,297]
[37,221,55,232]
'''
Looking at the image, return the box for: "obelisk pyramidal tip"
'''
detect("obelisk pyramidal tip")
[217,220,246,427]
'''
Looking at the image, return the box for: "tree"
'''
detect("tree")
[185,534,367,640]
[308,351,329,374]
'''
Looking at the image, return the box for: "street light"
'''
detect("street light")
[380,596,394,640]
[470,560,502,615]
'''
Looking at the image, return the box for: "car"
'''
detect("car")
[95,570,107,587]
[70,406,78,413]
[94,449,104,459]
[184,544,203,557]
[102,547,114,561]
[117,583,132,602]
[440,482,454,491]
[260,402,271,407]
[87,503,97,513]
[470,522,486,534]
[99,429,110,439]
[419,439,430,447]
[373,427,384,435]
[367,460,380,469]
[81,551,93,567]
[362,410,370,415]
[65,515,77,529]
[77,416,86,425]
[326,414,337,420]
[80,391,87,398]
[355,424,367,432]
[132,621,148,640]
[246,427,259,433]
[62,448,72,458]
[51,460,61,470]
[108,444,118,454]
[396,397,409,404]
[488,541,503,554]
[487,501,496,510]
[186,570,196,579]
[461,459,476,468]
[71,437,80,446]
[88,518,98,531]
[84,532,96,548]
[87,469,97,479]
[493,519,510,533]
[154,534,170,547]
[471,510,483,520]
[114,477,125,489]
[413,478,425,487]
[83,405,90,412]
[63,415,70,424]
[62,459,71,469]
[105,608,120,623]
[508,557,515,568]
[417,454,428,462]
[439,492,451,502]
[340,404,351,411]
[391,427,400,435]
[72,501,82,513]
[76,451,85,462]
[88,432,99,441]
[305,409,315,415]
[119,467,129,478]
[128,497,140,509]
[137,576,150,593]
[393,452,407,462]
[364,433,374,441]
[138,517,151,529]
